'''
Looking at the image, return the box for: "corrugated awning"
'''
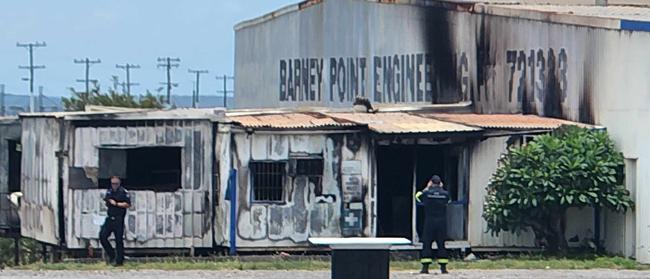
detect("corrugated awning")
[327,112,482,134]
[228,112,359,129]
[227,110,594,134]
[422,113,593,130]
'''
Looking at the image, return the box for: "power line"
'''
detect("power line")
[73,58,101,93]
[188,69,208,108]
[216,75,234,108]
[17,41,46,113]
[116,63,140,96]
[157,57,180,104]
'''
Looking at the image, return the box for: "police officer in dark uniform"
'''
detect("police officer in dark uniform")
[100,176,131,266]
[415,175,450,274]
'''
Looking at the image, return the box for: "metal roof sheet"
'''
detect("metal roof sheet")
[488,4,650,22]
[229,112,359,129]
[327,112,482,134]
[21,107,225,121]
[0,116,19,125]
[236,0,650,35]
[424,113,592,130]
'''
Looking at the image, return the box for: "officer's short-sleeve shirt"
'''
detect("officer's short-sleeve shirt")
[105,186,131,218]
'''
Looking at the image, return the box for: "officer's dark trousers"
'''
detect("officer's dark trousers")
[420,217,448,264]
[99,216,125,264]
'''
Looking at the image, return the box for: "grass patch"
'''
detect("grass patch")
[15,256,650,271]
[18,258,330,271]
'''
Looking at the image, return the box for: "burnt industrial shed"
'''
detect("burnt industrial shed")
[234,0,650,262]
[0,117,21,237]
[13,105,590,255]
[18,108,224,252]
[10,0,650,260]
[215,111,370,250]
[216,107,589,252]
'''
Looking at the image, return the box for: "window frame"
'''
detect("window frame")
[249,160,288,204]
[97,145,183,192]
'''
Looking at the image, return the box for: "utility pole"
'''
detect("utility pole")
[157,57,180,104]
[110,75,120,92]
[216,75,234,108]
[116,63,140,95]
[188,69,208,108]
[0,84,5,116]
[38,86,44,112]
[73,58,101,93]
[17,41,46,113]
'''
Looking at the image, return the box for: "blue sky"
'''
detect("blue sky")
[0,0,296,97]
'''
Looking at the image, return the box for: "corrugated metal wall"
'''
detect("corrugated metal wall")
[468,136,597,248]
[235,0,650,260]
[63,120,214,249]
[469,10,650,262]
[215,128,371,248]
[234,0,474,108]
[468,136,535,247]
[20,117,61,245]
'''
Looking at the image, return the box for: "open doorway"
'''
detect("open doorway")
[376,144,466,242]
[376,146,414,239]
[7,140,21,193]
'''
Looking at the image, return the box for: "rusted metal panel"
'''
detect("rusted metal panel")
[328,112,481,134]
[425,113,592,129]
[229,112,358,129]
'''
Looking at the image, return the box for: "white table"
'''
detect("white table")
[309,237,411,279]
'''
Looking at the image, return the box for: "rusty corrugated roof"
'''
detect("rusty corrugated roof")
[424,113,591,130]
[229,112,359,129]
[327,112,482,134]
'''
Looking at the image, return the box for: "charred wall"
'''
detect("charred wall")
[62,120,214,249]
[219,131,371,248]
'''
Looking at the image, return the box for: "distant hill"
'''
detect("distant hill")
[0,93,234,116]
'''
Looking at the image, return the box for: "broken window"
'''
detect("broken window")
[250,161,286,202]
[295,158,323,176]
[98,147,182,192]
[290,157,324,195]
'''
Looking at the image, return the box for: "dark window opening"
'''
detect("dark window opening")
[295,158,323,176]
[507,135,537,148]
[293,158,324,194]
[98,147,182,192]
[7,140,21,193]
[250,161,285,202]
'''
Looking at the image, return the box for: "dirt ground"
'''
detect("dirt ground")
[1,269,650,279]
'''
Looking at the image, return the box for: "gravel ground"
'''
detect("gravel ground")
[1,269,650,279]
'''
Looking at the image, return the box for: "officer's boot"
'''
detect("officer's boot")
[419,263,429,274]
[439,263,448,274]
